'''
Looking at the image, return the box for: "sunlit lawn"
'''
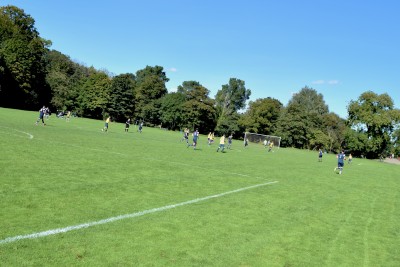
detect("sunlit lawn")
[0,107,399,266]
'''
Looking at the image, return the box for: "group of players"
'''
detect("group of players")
[318,148,353,175]
[180,128,233,152]
[36,107,352,173]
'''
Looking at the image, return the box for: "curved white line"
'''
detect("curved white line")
[0,126,33,139]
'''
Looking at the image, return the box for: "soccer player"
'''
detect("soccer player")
[35,106,46,126]
[216,134,226,152]
[125,118,131,132]
[207,132,212,145]
[335,150,346,174]
[227,133,233,149]
[244,138,249,148]
[318,149,323,162]
[181,128,189,143]
[268,141,274,152]
[348,153,353,164]
[102,116,111,132]
[66,111,71,122]
[187,128,199,149]
[138,122,143,133]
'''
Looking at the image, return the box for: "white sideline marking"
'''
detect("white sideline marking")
[0,126,33,139]
[0,181,278,245]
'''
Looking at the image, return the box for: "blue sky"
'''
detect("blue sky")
[3,0,400,118]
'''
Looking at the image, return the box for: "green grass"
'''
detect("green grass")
[0,107,399,266]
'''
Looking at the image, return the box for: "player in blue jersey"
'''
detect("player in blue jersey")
[335,150,346,174]
[187,128,199,150]
[35,106,46,126]
[227,133,233,149]
[318,149,323,162]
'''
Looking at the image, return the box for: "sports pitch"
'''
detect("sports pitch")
[0,107,399,266]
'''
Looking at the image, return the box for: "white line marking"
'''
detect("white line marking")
[0,126,33,139]
[0,181,278,245]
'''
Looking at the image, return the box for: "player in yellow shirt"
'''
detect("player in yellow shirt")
[102,116,111,132]
[216,134,226,152]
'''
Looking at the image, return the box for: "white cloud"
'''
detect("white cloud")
[328,80,339,85]
[312,80,325,85]
[168,67,177,72]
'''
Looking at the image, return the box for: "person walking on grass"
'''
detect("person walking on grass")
[216,134,226,152]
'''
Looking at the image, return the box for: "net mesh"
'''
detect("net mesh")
[244,132,281,148]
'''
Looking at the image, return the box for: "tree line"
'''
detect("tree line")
[1,5,400,158]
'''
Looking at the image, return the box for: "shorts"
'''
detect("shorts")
[338,162,344,168]
[105,122,109,128]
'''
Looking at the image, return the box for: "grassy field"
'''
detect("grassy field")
[0,107,399,266]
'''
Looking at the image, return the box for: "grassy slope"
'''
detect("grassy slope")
[0,107,399,266]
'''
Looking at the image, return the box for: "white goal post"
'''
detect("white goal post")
[244,132,281,148]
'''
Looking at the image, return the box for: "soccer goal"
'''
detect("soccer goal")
[244,132,281,148]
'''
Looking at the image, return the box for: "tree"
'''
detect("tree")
[322,112,347,152]
[159,92,186,130]
[77,68,111,119]
[239,97,282,134]
[275,103,309,148]
[134,65,169,123]
[392,127,400,157]
[107,73,136,122]
[347,91,400,158]
[178,81,216,133]
[276,86,329,149]
[215,78,251,135]
[46,50,80,111]
[0,5,51,109]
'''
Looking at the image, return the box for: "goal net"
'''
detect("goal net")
[244,132,281,148]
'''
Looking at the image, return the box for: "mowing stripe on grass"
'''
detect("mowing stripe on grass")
[0,181,278,245]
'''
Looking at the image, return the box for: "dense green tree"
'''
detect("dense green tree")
[322,112,347,152]
[239,97,282,134]
[45,50,80,111]
[177,81,216,133]
[77,68,111,119]
[134,65,169,123]
[307,129,330,150]
[346,91,400,158]
[0,5,50,109]
[275,103,309,148]
[392,127,400,157]
[215,78,251,135]
[276,87,329,149]
[159,92,186,130]
[107,73,135,122]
